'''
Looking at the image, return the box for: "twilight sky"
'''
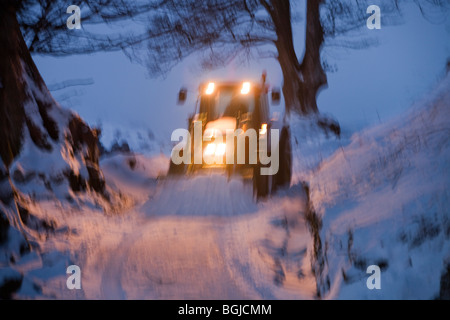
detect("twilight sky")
[33,1,449,151]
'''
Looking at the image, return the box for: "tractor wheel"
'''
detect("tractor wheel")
[167,160,186,176]
[253,164,269,199]
[272,127,292,193]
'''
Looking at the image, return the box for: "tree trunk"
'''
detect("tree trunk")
[0,4,60,166]
[0,4,30,167]
[269,0,326,115]
[298,0,327,115]
[275,42,304,116]
[271,0,303,115]
[0,3,105,194]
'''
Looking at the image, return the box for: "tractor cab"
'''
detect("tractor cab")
[180,79,280,136]
[172,74,290,199]
[197,81,267,136]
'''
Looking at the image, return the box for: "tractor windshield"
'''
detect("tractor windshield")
[199,86,255,123]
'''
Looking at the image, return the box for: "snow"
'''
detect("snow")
[307,73,450,299]
[2,61,448,299]
[0,267,22,287]
[6,60,92,201]
[99,124,169,156]
[79,181,316,299]
[289,114,347,186]
[101,153,169,203]
[2,152,317,299]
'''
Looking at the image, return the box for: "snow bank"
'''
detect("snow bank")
[101,153,169,204]
[308,73,450,299]
[289,114,345,186]
[0,58,122,298]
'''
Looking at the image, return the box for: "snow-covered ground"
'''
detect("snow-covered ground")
[81,177,316,299]
[307,73,450,299]
[1,153,316,299]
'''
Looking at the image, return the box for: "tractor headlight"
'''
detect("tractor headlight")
[204,143,216,156]
[215,143,226,156]
[205,82,215,95]
[204,143,226,158]
[241,82,251,95]
[260,123,268,135]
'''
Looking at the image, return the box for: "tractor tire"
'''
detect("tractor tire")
[253,164,269,199]
[167,160,186,176]
[272,127,292,193]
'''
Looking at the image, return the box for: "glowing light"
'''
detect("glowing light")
[204,143,216,156]
[205,82,215,95]
[260,123,268,135]
[241,82,251,95]
[204,129,215,139]
[215,143,226,156]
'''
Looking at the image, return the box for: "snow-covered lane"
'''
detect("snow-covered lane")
[80,174,316,299]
